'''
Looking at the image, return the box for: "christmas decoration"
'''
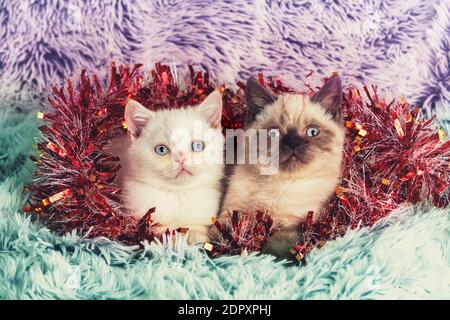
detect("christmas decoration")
[204,210,273,255]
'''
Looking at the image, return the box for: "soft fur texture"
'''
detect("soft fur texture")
[0,109,449,299]
[220,78,345,257]
[0,1,449,299]
[110,92,224,243]
[1,1,449,124]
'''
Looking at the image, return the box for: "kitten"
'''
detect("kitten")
[111,91,224,244]
[218,76,345,258]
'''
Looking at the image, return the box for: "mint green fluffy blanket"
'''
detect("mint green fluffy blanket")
[0,109,449,299]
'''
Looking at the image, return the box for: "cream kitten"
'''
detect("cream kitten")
[218,76,345,258]
[112,91,224,244]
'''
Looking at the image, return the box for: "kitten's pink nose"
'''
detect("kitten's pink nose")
[175,157,186,165]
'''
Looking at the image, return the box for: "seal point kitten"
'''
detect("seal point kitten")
[112,90,224,244]
[219,76,345,258]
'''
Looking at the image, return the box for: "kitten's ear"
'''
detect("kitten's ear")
[246,78,276,122]
[197,90,223,128]
[124,99,154,139]
[310,75,343,118]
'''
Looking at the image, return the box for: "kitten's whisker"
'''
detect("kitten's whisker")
[218,173,232,182]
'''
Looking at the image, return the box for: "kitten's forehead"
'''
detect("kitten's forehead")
[258,94,333,128]
[144,107,207,134]
[137,107,223,150]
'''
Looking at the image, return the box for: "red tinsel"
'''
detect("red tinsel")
[206,210,273,255]
[25,64,449,261]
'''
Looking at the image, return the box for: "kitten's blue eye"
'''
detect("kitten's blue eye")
[191,140,205,152]
[268,128,280,138]
[306,127,320,137]
[154,144,170,155]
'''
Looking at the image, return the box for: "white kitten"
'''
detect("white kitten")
[112,91,224,244]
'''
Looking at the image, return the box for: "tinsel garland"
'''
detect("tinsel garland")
[24,63,449,261]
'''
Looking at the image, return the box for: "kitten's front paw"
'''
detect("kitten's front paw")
[207,224,221,243]
[207,214,228,243]
[186,225,209,245]
[261,229,299,260]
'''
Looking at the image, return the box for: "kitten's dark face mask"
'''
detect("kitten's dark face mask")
[277,125,337,172]
[279,128,311,169]
[245,76,343,173]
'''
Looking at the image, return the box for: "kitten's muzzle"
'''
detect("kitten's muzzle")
[281,132,307,150]
[279,132,309,166]
[281,133,308,155]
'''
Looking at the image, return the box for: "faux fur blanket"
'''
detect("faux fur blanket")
[0,1,449,299]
